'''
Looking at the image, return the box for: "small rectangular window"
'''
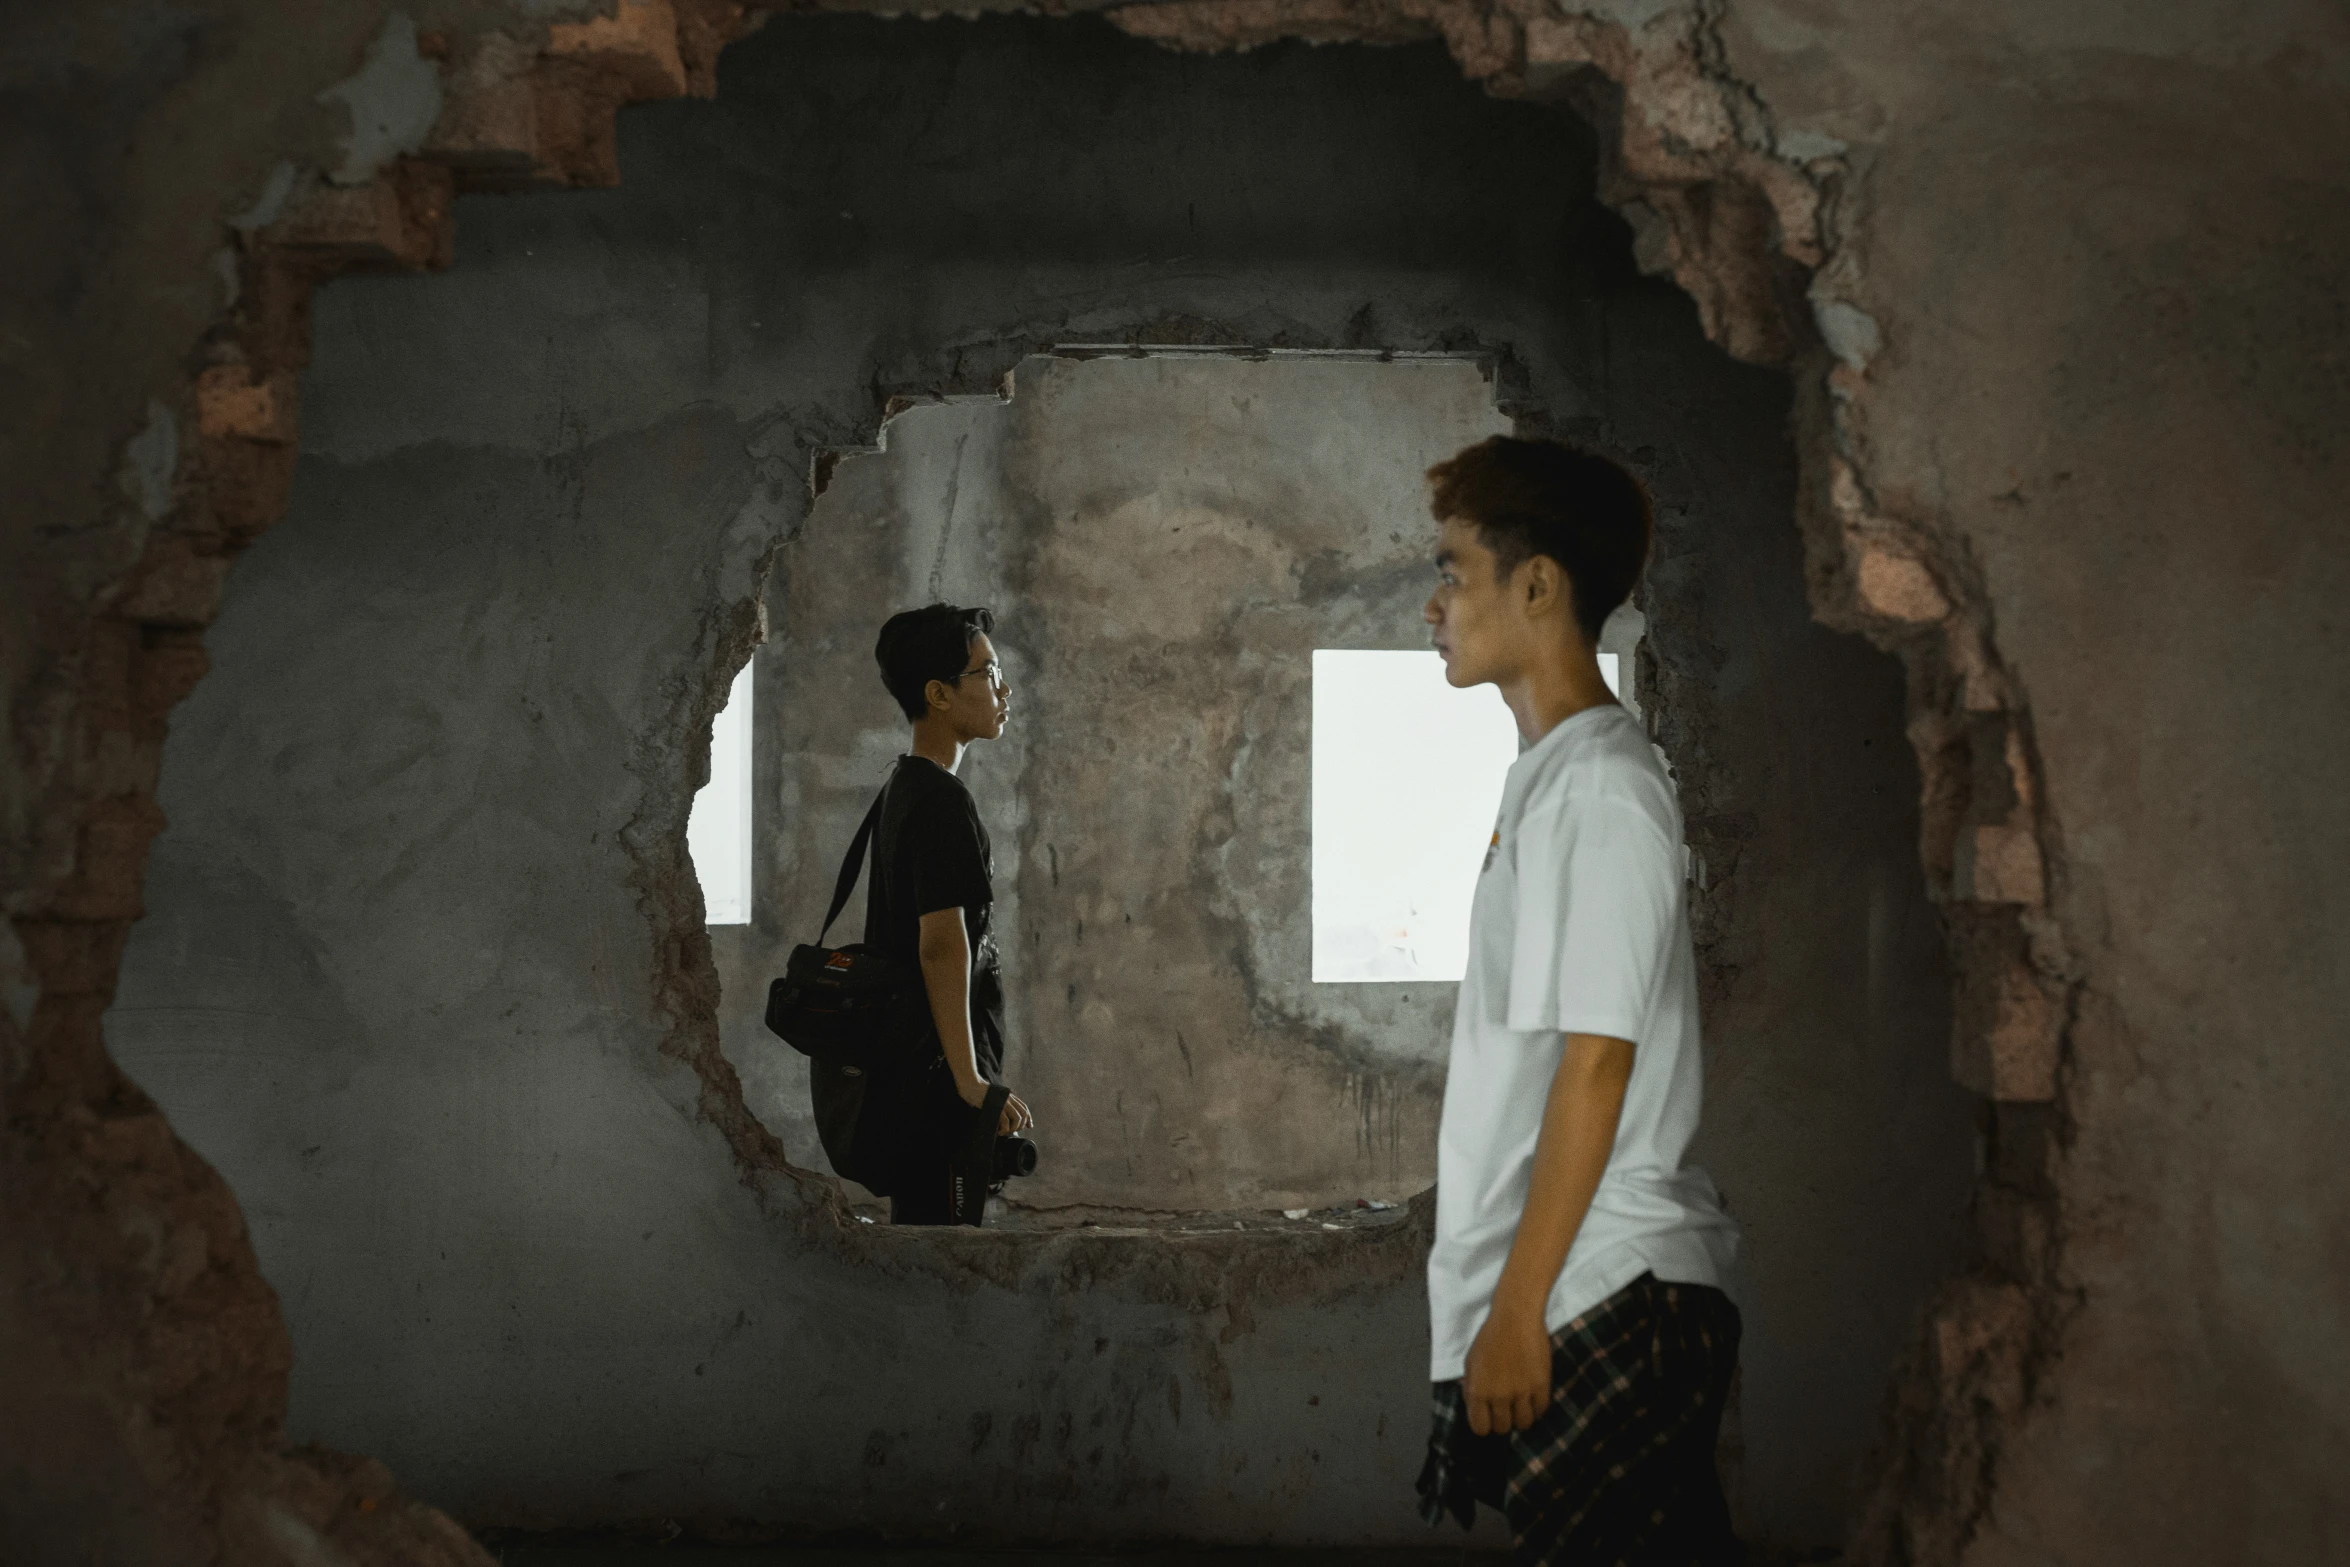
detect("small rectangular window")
[1311,650,1520,982]
[1311,651,1625,982]
[688,660,754,926]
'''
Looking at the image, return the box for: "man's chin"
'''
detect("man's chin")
[1448,663,1502,693]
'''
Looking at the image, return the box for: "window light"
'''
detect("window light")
[1311,650,1617,982]
[687,660,754,926]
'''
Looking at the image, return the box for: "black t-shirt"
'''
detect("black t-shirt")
[866,756,1004,1080]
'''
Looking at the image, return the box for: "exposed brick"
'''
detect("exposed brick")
[195,366,297,443]
[197,435,297,540]
[1523,14,1625,73]
[424,72,543,182]
[1907,708,1971,890]
[1826,455,1870,525]
[114,536,229,629]
[2003,722,2039,813]
[674,0,753,95]
[1945,622,2007,712]
[392,160,458,270]
[548,0,690,99]
[1988,975,2059,1101]
[83,725,162,801]
[234,256,320,375]
[50,798,169,922]
[1930,1280,2031,1415]
[134,635,211,718]
[530,65,633,187]
[1953,950,2059,1103]
[12,918,133,998]
[1966,713,2022,820]
[77,618,142,729]
[82,1109,182,1180]
[1978,1183,2056,1282]
[1852,536,1951,623]
[261,179,410,259]
[1955,822,2046,906]
[19,993,118,1108]
[258,163,453,271]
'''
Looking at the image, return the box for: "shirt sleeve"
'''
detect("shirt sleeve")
[1504,785,1681,1041]
[906,784,993,921]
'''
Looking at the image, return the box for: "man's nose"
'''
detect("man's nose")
[1423,592,1442,624]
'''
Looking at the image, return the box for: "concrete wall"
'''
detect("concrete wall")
[10,1,2341,1563]
[1703,8,2350,1561]
[730,352,1516,1213]
[91,15,1966,1556]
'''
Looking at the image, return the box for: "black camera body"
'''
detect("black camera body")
[947,1086,1039,1226]
[993,1133,1038,1182]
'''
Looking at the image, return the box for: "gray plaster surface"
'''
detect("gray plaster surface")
[102,14,1968,1557]
[1709,11,2350,1560]
[11,0,2350,1561]
[728,353,1514,1213]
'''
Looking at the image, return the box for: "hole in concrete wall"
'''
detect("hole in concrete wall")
[98,14,1979,1552]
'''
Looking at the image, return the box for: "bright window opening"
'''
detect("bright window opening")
[1311,650,1618,982]
[688,660,754,926]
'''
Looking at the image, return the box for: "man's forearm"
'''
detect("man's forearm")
[916,910,984,1098]
[1490,1032,1635,1321]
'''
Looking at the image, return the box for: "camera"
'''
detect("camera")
[945,1087,1037,1226]
[993,1133,1038,1181]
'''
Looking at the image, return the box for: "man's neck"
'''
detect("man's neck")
[1496,643,1619,745]
[908,719,966,773]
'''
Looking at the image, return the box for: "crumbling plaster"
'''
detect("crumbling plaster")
[98,19,1967,1551]
[732,353,1523,1216]
[2,0,2344,1563]
[722,339,1963,1241]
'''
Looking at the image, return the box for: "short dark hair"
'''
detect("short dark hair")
[1427,436,1652,640]
[875,602,996,721]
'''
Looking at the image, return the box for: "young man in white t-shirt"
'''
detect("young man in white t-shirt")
[1414,436,1743,1565]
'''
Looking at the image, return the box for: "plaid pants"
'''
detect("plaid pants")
[1418,1272,1742,1566]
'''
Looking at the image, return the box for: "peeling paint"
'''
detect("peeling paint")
[115,400,178,521]
[318,15,447,186]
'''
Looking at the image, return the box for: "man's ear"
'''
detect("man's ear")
[924,678,953,714]
[1520,554,1568,617]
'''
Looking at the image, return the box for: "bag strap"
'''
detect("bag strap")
[818,769,894,944]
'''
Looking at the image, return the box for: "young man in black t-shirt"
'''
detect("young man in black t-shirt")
[867,603,1034,1224]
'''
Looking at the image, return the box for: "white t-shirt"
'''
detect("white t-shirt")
[1426,701,1739,1382]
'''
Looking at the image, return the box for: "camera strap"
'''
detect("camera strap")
[816,771,894,945]
[947,1082,1013,1228]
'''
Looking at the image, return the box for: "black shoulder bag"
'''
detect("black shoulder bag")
[763,776,935,1185]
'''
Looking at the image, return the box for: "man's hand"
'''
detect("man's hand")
[1461,1031,1635,1437]
[1462,1300,1553,1435]
[957,1075,1033,1136]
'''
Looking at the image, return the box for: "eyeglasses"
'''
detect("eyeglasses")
[953,660,1008,691]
